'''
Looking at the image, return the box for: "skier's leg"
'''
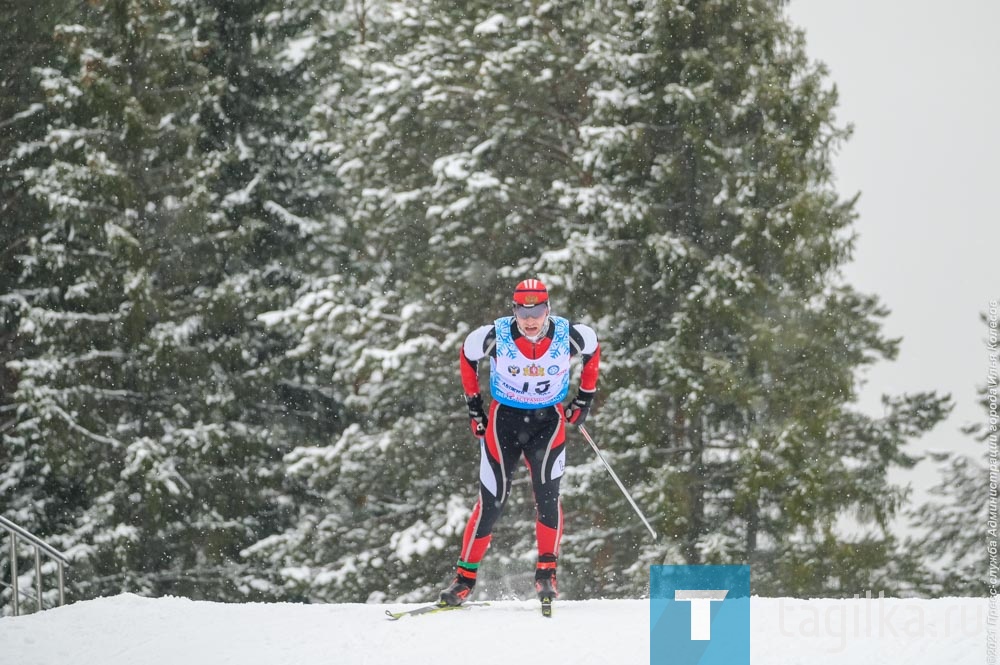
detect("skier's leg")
[523,413,566,595]
[455,442,512,573]
[448,412,518,594]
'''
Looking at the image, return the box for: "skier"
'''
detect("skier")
[439,279,600,612]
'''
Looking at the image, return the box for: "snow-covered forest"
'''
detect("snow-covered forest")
[0,0,987,612]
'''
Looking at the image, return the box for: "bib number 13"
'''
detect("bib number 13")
[520,380,551,395]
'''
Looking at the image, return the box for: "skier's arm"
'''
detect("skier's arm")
[460,324,496,435]
[567,323,600,425]
[460,324,495,395]
[460,349,480,396]
[569,322,600,392]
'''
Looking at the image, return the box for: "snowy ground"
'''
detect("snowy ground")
[0,593,988,664]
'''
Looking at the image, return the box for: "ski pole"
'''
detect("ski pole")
[578,425,658,541]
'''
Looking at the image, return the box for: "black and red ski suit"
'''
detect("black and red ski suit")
[452,316,600,584]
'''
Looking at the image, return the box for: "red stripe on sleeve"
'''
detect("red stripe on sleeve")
[460,345,482,396]
[579,344,600,392]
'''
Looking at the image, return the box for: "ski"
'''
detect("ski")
[385,601,489,620]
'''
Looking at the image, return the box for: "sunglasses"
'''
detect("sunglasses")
[513,303,549,318]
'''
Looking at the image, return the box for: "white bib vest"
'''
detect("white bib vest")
[489,316,571,408]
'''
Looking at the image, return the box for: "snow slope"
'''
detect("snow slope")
[0,594,987,665]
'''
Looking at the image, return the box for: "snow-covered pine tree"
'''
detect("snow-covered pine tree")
[2,0,335,602]
[902,312,997,596]
[904,450,983,595]
[3,0,207,600]
[0,0,70,612]
[529,0,951,596]
[244,0,615,602]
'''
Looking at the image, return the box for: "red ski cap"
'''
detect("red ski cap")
[512,279,548,306]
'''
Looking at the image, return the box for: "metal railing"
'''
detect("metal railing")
[1,515,69,616]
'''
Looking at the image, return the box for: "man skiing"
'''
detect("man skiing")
[439,279,600,614]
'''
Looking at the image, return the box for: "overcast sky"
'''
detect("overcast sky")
[785,1,1000,495]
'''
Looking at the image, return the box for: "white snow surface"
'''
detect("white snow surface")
[0,593,987,664]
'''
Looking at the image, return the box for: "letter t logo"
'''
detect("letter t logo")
[674,589,728,640]
[651,566,749,665]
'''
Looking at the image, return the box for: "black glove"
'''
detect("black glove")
[564,391,594,427]
[466,393,488,437]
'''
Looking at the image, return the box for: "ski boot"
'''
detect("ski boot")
[535,569,558,618]
[439,572,476,607]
